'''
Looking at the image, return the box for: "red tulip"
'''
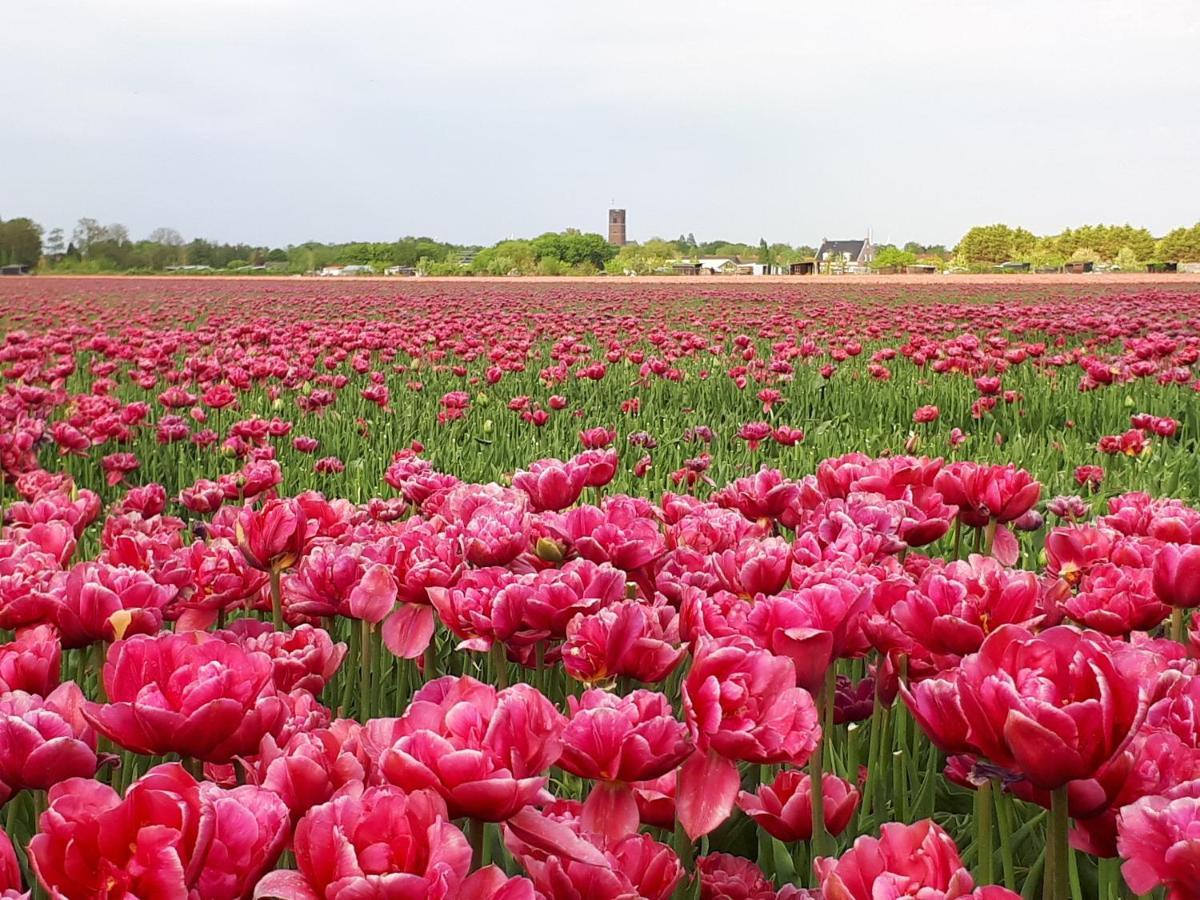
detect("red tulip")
[0,826,22,898]
[678,636,820,839]
[559,689,692,843]
[504,801,682,899]
[370,675,565,821]
[0,624,61,695]
[814,819,1017,900]
[907,625,1144,790]
[935,462,1041,528]
[83,631,287,763]
[213,620,346,695]
[513,457,589,511]
[737,770,860,843]
[0,683,97,802]
[1153,544,1200,609]
[236,498,312,572]
[562,600,685,685]
[1117,778,1200,899]
[697,852,814,899]
[31,764,288,899]
[253,785,469,899]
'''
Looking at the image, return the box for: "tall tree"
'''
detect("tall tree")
[0,218,44,266]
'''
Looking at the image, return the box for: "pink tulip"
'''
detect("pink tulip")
[0,624,61,695]
[712,467,803,524]
[212,621,346,695]
[1117,778,1200,898]
[697,852,815,899]
[513,457,589,511]
[0,827,22,898]
[251,721,365,818]
[1063,563,1169,636]
[559,689,692,843]
[678,636,820,839]
[0,683,97,802]
[236,498,312,572]
[745,578,872,694]
[563,600,685,685]
[814,820,1017,900]
[504,801,681,899]
[370,675,565,821]
[48,561,176,649]
[737,771,860,843]
[907,625,1143,791]
[31,764,288,899]
[1153,543,1200,609]
[83,631,287,763]
[935,462,1041,528]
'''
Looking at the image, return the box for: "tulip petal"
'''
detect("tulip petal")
[254,869,321,900]
[382,604,436,660]
[505,806,609,867]
[676,748,740,840]
[581,782,640,847]
[991,524,1020,566]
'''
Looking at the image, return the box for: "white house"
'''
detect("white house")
[319,264,375,277]
[670,256,784,275]
[815,238,876,274]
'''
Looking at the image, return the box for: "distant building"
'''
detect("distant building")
[789,261,816,275]
[320,264,375,277]
[607,209,627,246]
[815,238,876,274]
[994,261,1031,273]
[0,264,31,276]
[669,256,783,276]
[384,265,416,276]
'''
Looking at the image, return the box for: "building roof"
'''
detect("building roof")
[817,239,866,258]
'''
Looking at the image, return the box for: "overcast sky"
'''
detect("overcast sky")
[3,0,1198,249]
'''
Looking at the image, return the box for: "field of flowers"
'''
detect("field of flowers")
[2,275,1200,899]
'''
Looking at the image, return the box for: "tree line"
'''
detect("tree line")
[952,223,1200,269]
[2,215,1198,275]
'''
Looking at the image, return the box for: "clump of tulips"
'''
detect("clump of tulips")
[3,277,1200,897]
[4,446,1200,900]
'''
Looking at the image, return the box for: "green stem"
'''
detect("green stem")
[809,666,836,858]
[468,817,487,870]
[269,567,284,631]
[1045,785,1070,900]
[489,642,509,690]
[423,640,438,681]
[1171,606,1185,645]
[359,617,372,720]
[984,519,998,556]
[671,820,694,900]
[995,785,1017,890]
[976,780,994,887]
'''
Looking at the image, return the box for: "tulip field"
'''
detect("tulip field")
[6,274,1200,899]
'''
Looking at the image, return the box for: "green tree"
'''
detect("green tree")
[0,218,43,266]
[871,247,918,270]
[43,227,65,257]
[1157,224,1200,262]
[955,224,1034,265]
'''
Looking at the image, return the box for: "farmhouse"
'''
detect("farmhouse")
[815,238,876,274]
[671,256,784,275]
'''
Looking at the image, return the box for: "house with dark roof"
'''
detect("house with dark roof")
[815,237,875,274]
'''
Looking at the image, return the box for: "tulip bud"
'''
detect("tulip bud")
[535,537,566,562]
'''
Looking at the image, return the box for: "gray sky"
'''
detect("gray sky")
[3,0,1198,249]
